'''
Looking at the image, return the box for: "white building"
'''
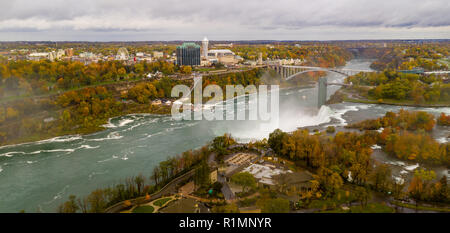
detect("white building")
[48,51,56,61]
[28,52,50,61]
[258,52,263,65]
[153,51,164,59]
[208,49,234,57]
[202,37,209,58]
[79,52,96,59]
[207,49,240,65]
[56,49,65,59]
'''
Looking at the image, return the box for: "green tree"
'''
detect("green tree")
[194,161,210,187]
[231,172,256,192]
[268,129,288,155]
[260,198,290,213]
[211,134,235,158]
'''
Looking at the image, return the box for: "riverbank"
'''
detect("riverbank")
[0,68,269,147]
[0,80,316,148]
[0,103,173,147]
[329,88,450,107]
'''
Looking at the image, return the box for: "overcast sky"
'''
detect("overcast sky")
[0,0,449,41]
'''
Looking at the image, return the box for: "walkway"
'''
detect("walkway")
[105,169,195,213]
[123,195,177,213]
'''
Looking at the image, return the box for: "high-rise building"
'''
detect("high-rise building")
[56,49,65,59]
[176,43,201,66]
[65,48,74,57]
[202,37,209,58]
[258,52,263,65]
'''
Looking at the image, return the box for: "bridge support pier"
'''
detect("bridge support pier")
[318,77,327,108]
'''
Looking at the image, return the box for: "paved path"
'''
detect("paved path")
[105,169,195,213]
[218,173,235,202]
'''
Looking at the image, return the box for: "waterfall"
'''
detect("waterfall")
[294,105,333,128]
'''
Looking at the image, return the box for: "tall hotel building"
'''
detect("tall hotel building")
[202,37,209,58]
[176,43,201,66]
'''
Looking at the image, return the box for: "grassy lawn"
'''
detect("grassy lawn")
[153,197,172,207]
[132,205,155,213]
[309,199,341,210]
[348,203,394,213]
[391,201,450,212]
[307,189,357,210]
[341,87,450,107]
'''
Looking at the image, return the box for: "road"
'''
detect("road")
[208,151,235,201]
[218,173,235,201]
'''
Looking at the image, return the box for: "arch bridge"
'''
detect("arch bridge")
[267,64,374,108]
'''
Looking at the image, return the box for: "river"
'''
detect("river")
[0,59,448,213]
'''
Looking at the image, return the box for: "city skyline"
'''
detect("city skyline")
[0,0,449,41]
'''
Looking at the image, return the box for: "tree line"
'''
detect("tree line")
[370,44,449,71]
[58,145,212,213]
[346,71,450,104]
[0,59,179,98]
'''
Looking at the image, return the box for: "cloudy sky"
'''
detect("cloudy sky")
[0,0,449,41]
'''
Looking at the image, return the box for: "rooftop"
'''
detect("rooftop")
[274,171,314,185]
[242,163,291,181]
[208,49,235,54]
[177,43,200,49]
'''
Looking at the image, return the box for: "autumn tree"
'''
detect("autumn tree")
[57,195,80,213]
[355,187,371,208]
[369,163,392,192]
[6,107,19,120]
[180,65,192,75]
[408,169,436,208]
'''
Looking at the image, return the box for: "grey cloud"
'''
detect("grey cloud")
[0,0,449,40]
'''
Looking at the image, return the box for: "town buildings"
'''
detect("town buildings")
[153,51,164,59]
[207,49,241,65]
[116,47,129,60]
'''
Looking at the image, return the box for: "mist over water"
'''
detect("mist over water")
[0,59,448,213]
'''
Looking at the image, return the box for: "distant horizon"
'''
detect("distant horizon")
[1,38,450,43]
